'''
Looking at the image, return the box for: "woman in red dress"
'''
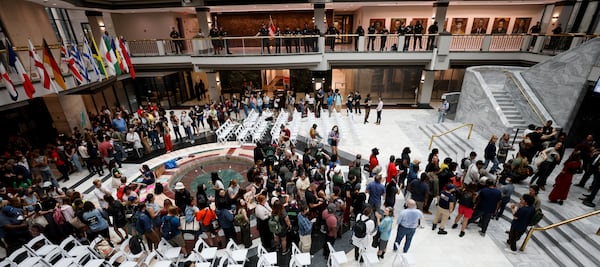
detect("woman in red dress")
[548,152,582,205]
[162,120,173,153]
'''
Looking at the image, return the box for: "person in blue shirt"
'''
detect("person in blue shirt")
[393,199,424,253]
[162,206,187,255]
[470,179,502,236]
[111,113,127,133]
[327,93,334,117]
[134,203,159,250]
[377,206,394,259]
[81,201,112,246]
[507,194,535,251]
[366,174,385,212]
[140,164,155,185]
[297,205,313,253]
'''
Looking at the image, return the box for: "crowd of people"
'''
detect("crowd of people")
[1,92,598,264]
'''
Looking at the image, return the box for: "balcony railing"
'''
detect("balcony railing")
[123,33,598,57]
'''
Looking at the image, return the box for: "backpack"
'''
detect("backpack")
[128,235,144,255]
[333,173,344,185]
[161,216,177,240]
[529,208,544,226]
[268,215,282,235]
[353,215,368,238]
[197,194,207,207]
[460,158,468,169]
[53,207,66,225]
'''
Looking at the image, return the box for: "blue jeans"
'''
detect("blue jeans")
[484,157,500,173]
[184,126,193,141]
[393,225,416,253]
[438,111,446,123]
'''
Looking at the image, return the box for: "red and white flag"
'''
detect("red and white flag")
[0,62,18,101]
[6,40,36,99]
[268,15,276,36]
[28,39,52,90]
[118,37,135,79]
[61,42,85,85]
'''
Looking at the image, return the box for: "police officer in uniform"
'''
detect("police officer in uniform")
[256,23,270,54]
[284,26,293,53]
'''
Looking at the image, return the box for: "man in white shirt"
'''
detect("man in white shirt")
[464,160,484,185]
[376,97,383,125]
[180,111,194,143]
[438,98,449,123]
[351,207,376,261]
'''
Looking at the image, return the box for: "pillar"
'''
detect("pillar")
[44,94,91,134]
[540,4,555,33]
[205,71,221,103]
[85,11,105,47]
[195,7,211,38]
[418,70,435,109]
[556,1,576,32]
[314,4,326,33]
[433,0,449,32]
[575,1,598,33]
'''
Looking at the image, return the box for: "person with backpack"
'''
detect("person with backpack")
[104,195,129,244]
[352,207,376,261]
[195,205,218,247]
[507,194,535,252]
[161,206,187,256]
[393,199,424,253]
[81,201,113,246]
[134,203,159,250]
[270,199,292,254]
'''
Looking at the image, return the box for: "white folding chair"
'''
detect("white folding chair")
[142,251,174,267]
[182,252,212,267]
[359,246,379,267]
[225,238,248,266]
[74,253,108,267]
[108,251,137,267]
[59,236,89,258]
[257,244,277,267]
[25,234,59,257]
[0,260,16,267]
[290,242,311,267]
[216,251,244,267]
[8,247,45,267]
[119,236,146,262]
[326,242,348,267]
[157,238,182,263]
[43,248,75,267]
[193,238,217,263]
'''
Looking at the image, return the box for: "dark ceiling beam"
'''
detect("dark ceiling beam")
[62,0,183,9]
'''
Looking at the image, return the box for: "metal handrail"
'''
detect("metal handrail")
[428,123,473,150]
[504,71,545,125]
[520,209,600,251]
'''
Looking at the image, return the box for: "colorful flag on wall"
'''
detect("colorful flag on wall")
[28,40,51,90]
[118,37,135,79]
[42,39,67,90]
[82,37,102,81]
[6,40,36,99]
[70,42,90,83]
[0,62,18,101]
[111,38,126,73]
[61,42,86,85]
[268,15,276,37]
[89,34,108,79]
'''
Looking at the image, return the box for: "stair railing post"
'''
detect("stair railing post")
[467,123,473,139]
[429,135,435,150]
[519,227,535,251]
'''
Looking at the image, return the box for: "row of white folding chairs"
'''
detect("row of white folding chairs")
[242,110,259,128]
[215,119,237,143]
[252,119,270,143]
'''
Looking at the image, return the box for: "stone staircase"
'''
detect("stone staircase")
[489,181,600,267]
[491,89,529,143]
[417,123,479,161]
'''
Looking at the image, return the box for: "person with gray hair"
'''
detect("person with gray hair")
[322,203,338,257]
[393,199,424,253]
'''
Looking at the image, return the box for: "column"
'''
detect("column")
[418,70,435,109]
[314,3,326,33]
[44,94,91,134]
[195,7,211,54]
[556,1,576,32]
[539,4,555,33]
[205,71,221,103]
[433,0,449,32]
[85,11,105,46]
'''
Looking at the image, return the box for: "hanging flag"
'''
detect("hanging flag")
[28,39,51,90]
[118,36,135,79]
[70,42,90,83]
[61,42,85,85]
[83,37,102,81]
[89,34,109,78]
[98,38,116,76]
[42,39,67,90]
[0,62,18,101]
[111,38,126,73]
[268,15,276,37]
[7,40,36,99]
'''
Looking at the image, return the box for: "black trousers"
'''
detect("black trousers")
[508,228,526,251]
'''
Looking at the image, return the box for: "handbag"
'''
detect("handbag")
[371,231,381,248]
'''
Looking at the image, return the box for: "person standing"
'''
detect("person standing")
[255,195,274,250]
[367,22,376,51]
[379,26,389,51]
[530,142,562,189]
[377,207,394,259]
[470,179,502,236]
[364,94,372,124]
[297,205,313,253]
[354,91,362,114]
[426,21,438,50]
[274,26,282,54]
[302,23,312,52]
[328,126,340,156]
[507,194,535,252]
[180,111,194,144]
[219,27,232,54]
[162,120,173,153]
[403,22,413,51]
[170,27,182,54]
[548,152,582,205]
[322,203,338,257]
[161,206,188,256]
[366,174,385,212]
[497,133,513,163]
[169,111,183,143]
[413,20,424,50]
[438,97,449,123]
[256,23,270,54]
[452,184,477,237]
[354,25,364,51]
[496,177,515,220]
[284,26,293,53]
[432,184,456,235]
[484,135,500,174]
[327,24,339,51]
[376,97,383,125]
[393,199,424,253]
[352,207,375,261]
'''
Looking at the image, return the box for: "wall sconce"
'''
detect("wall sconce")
[432,16,435,20]
[552,15,559,21]
[99,22,106,31]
